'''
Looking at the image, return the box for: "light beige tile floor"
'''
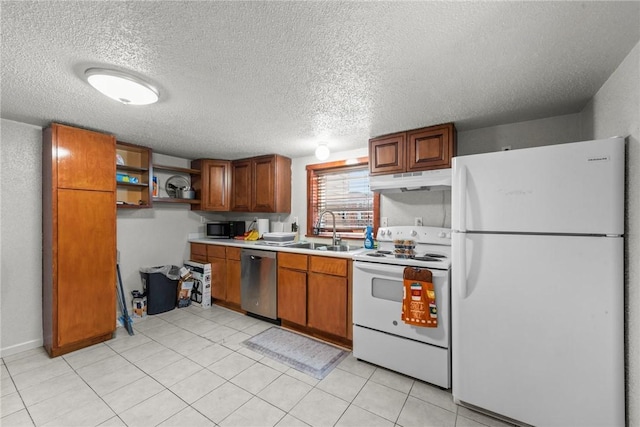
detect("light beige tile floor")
[0,305,514,427]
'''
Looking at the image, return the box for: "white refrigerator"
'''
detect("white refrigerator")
[451,138,625,426]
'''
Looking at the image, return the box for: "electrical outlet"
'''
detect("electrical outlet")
[502,145,512,151]
[414,217,423,226]
[293,216,298,224]
[381,217,388,227]
[200,216,207,224]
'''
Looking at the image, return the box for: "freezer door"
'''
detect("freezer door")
[452,138,624,235]
[451,232,624,427]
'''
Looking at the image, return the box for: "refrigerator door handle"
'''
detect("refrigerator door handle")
[454,232,468,299]
[456,165,467,232]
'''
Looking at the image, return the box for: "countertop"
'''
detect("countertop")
[189,237,366,259]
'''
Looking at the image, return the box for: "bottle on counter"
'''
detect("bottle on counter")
[364,225,374,249]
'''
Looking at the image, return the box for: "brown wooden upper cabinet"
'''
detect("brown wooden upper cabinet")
[190,159,231,211]
[231,154,291,213]
[369,123,456,176]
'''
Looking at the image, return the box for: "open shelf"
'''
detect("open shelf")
[152,197,200,204]
[117,141,152,208]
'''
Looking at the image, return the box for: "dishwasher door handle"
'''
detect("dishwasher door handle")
[250,255,262,260]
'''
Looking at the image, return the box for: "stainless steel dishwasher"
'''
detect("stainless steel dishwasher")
[240,249,277,320]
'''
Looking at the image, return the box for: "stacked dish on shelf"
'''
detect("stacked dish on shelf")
[394,239,416,258]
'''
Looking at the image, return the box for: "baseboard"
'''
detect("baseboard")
[0,338,44,358]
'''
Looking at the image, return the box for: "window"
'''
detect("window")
[306,157,379,239]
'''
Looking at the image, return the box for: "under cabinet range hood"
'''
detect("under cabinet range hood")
[369,168,452,193]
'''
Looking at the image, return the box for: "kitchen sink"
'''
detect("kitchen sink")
[327,245,361,252]
[289,242,328,250]
[289,242,360,252]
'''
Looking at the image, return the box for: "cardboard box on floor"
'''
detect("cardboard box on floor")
[183,260,212,308]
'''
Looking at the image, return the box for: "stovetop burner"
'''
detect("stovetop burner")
[366,252,386,258]
[423,253,446,258]
[414,256,442,262]
[366,250,393,257]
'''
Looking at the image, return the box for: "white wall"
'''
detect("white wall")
[457,113,582,155]
[116,205,205,307]
[579,41,639,426]
[0,119,43,356]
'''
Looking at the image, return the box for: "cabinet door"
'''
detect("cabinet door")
[369,133,406,176]
[252,156,276,212]
[307,272,347,338]
[226,259,241,305]
[406,124,455,171]
[231,159,252,211]
[202,160,231,211]
[208,256,227,300]
[54,124,115,191]
[57,189,116,346]
[278,267,307,325]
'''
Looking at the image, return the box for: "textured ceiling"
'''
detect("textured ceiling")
[2,1,639,160]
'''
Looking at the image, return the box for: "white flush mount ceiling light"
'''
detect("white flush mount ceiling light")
[85,68,159,105]
[315,142,330,160]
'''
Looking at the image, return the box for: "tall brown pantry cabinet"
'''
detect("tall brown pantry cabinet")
[42,123,117,357]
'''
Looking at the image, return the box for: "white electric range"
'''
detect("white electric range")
[352,226,452,388]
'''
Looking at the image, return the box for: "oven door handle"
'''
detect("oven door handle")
[353,262,448,278]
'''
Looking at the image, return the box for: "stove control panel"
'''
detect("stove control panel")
[376,226,451,246]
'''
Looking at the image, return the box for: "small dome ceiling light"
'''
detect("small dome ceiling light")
[315,142,330,160]
[85,68,159,105]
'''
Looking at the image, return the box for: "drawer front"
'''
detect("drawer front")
[278,252,308,270]
[207,245,226,259]
[226,247,242,261]
[309,256,347,277]
[191,243,207,258]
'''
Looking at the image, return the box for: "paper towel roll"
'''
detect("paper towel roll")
[257,219,269,238]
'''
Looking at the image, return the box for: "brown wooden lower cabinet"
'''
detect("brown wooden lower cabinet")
[307,272,347,337]
[190,244,352,344]
[278,252,351,344]
[226,247,242,306]
[190,243,241,309]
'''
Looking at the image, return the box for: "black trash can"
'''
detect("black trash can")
[140,265,180,315]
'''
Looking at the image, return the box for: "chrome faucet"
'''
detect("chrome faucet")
[316,210,341,246]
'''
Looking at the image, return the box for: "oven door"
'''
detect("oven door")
[353,261,450,348]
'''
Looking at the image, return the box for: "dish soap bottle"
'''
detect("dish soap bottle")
[364,225,374,249]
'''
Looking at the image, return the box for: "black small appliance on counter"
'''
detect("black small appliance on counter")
[205,221,246,239]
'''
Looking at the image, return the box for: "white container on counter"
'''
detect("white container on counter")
[257,219,269,238]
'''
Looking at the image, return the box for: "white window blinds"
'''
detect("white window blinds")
[310,165,374,233]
